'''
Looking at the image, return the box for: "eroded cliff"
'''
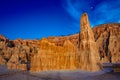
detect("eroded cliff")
[0,13,120,71]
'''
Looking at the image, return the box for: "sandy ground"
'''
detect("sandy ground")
[0,65,120,80]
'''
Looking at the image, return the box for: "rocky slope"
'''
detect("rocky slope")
[0,36,39,70]
[0,14,120,71]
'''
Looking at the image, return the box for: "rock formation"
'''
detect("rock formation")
[93,24,120,63]
[0,14,120,72]
[30,38,77,72]
[0,35,38,70]
[78,13,100,71]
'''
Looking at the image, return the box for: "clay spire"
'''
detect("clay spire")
[78,13,100,71]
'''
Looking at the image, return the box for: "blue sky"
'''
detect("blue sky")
[0,0,120,40]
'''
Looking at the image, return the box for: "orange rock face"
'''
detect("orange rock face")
[30,38,77,71]
[93,24,120,63]
[0,55,6,65]
[78,13,100,71]
[0,35,38,70]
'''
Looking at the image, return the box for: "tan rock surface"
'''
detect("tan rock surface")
[78,13,100,71]
[30,38,77,72]
[93,24,120,63]
[0,55,6,65]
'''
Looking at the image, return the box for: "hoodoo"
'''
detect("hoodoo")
[78,13,100,71]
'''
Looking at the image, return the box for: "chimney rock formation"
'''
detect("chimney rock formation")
[78,13,100,71]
